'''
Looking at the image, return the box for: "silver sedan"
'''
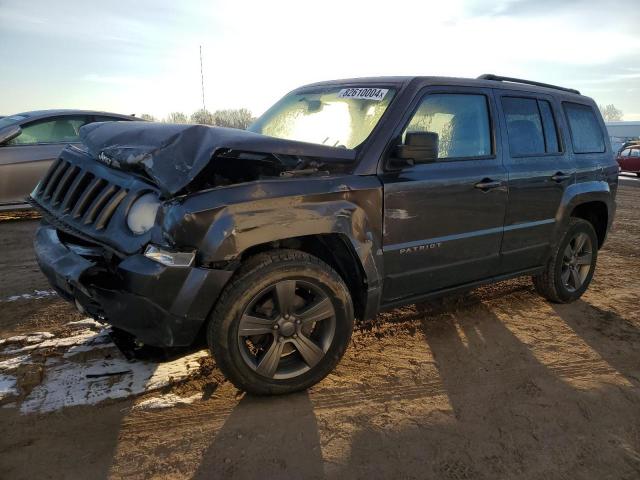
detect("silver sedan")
[0,109,137,210]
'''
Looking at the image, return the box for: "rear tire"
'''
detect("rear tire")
[533,218,598,303]
[207,249,354,395]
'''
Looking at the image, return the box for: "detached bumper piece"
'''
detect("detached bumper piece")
[34,225,233,347]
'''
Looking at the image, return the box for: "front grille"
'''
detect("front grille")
[33,158,128,231]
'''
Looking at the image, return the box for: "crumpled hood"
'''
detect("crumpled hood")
[79,121,356,196]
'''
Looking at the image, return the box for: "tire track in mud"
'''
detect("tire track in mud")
[120,357,633,433]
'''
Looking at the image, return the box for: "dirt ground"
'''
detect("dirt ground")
[1,177,639,480]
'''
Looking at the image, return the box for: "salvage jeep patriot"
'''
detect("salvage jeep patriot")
[31,75,617,394]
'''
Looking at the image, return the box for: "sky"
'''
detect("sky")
[0,0,639,120]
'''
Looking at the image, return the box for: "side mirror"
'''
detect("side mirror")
[0,125,22,145]
[394,132,438,164]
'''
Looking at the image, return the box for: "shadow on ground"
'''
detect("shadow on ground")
[334,301,640,479]
[193,392,324,479]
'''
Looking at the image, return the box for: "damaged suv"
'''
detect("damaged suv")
[31,75,617,394]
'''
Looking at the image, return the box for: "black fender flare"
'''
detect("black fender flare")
[554,180,615,244]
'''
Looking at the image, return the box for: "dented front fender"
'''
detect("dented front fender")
[161,174,384,294]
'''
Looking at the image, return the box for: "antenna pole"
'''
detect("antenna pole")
[199,45,206,111]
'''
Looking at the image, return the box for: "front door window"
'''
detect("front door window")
[8,116,89,145]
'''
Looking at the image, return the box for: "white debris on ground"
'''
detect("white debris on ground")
[0,374,18,400]
[0,332,55,346]
[62,329,114,358]
[21,349,208,414]
[134,393,201,410]
[0,318,208,414]
[0,354,32,370]
[1,329,102,355]
[66,318,104,329]
[2,290,57,303]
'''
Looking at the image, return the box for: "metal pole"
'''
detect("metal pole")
[200,45,206,111]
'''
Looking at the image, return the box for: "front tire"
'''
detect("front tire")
[207,249,354,395]
[533,218,598,303]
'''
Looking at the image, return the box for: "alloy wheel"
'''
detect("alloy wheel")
[237,279,336,380]
[561,232,593,292]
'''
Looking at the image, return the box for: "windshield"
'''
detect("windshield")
[248,86,396,149]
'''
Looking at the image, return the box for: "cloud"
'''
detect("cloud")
[579,72,640,84]
[479,0,640,22]
[0,0,639,119]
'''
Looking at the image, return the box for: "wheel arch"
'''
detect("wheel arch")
[570,201,608,248]
[239,233,370,321]
[197,197,384,322]
[557,181,614,249]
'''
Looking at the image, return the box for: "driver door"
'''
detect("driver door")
[380,87,507,304]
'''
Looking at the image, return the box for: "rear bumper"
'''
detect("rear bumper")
[34,224,233,347]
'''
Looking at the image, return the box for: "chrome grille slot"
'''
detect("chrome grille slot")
[82,184,119,225]
[51,165,80,206]
[42,160,68,200]
[95,188,128,230]
[72,178,107,219]
[62,171,94,212]
[37,158,62,196]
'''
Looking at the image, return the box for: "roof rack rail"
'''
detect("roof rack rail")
[477,74,580,95]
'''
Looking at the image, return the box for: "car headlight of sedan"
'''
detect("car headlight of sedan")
[144,245,195,267]
[127,193,160,235]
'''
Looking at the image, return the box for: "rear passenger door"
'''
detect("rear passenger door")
[496,92,575,272]
[381,87,508,303]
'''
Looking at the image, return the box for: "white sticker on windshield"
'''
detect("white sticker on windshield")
[338,88,388,101]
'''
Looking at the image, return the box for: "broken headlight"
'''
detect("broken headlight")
[127,192,160,235]
[144,245,195,267]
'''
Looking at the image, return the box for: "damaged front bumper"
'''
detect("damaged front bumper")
[34,224,233,347]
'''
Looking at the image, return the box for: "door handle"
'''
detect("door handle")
[551,172,571,182]
[474,178,502,191]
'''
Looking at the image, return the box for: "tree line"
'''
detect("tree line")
[599,104,623,122]
[139,108,255,129]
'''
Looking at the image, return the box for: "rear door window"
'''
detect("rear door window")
[502,97,564,156]
[8,116,90,145]
[563,102,605,154]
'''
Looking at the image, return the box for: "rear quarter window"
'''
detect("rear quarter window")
[563,102,605,154]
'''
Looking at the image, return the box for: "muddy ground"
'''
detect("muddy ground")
[0,177,639,479]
